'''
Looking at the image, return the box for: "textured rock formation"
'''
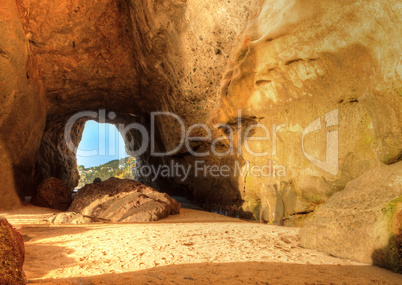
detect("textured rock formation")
[12,0,263,209]
[0,218,26,284]
[214,0,401,222]
[17,0,140,117]
[0,0,46,207]
[69,178,180,222]
[0,141,20,211]
[31,177,73,210]
[299,162,402,272]
[31,118,85,192]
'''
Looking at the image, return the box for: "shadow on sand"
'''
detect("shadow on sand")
[19,226,91,280]
[26,261,402,285]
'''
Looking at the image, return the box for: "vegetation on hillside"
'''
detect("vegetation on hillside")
[78,157,136,187]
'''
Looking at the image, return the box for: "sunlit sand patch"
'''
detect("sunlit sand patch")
[3,205,402,284]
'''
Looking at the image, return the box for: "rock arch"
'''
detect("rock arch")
[0,0,400,225]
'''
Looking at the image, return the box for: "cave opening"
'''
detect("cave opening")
[70,114,203,212]
[75,120,136,188]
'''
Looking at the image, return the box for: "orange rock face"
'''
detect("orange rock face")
[0,218,26,284]
[18,0,140,116]
[216,0,401,222]
[0,0,46,205]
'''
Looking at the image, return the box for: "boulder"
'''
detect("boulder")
[0,218,26,284]
[31,177,73,211]
[69,178,180,222]
[299,162,402,273]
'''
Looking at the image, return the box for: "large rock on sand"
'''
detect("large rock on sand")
[299,162,402,273]
[31,177,73,211]
[0,218,26,284]
[69,178,180,222]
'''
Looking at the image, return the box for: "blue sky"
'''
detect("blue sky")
[76,120,127,168]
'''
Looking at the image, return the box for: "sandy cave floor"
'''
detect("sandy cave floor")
[2,204,402,285]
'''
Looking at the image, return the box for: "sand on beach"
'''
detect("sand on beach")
[2,204,402,285]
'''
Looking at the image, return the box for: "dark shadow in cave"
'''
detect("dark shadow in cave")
[372,207,402,274]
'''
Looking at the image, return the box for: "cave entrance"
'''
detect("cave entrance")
[76,120,136,188]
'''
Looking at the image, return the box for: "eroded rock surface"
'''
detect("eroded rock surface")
[69,178,180,222]
[214,0,401,222]
[11,0,263,207]
[299,162,402,273]
[31,177,73,211]
[0,0,46,207]
[0,141,20,211]
[0,218,26,284]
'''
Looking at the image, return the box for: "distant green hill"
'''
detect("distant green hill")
[101,159,120,168]
[102,157,133,168]
[78,157,136,187]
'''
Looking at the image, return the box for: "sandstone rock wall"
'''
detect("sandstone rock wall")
[123,0,264,210]
[31,117,85,193]
[0,0,46,208]
[0,141,20,211]
[17,0,140,117]
[13,0,263,206]
[214,0,401,222]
